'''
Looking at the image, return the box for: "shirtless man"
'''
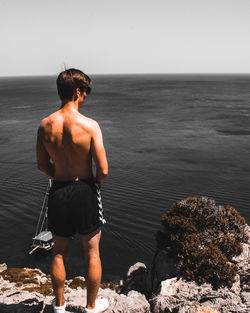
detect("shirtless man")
[36,69,109,313]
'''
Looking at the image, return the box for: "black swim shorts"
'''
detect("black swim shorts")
[48,179,106,237]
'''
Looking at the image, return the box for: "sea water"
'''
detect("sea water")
[0,74,249,282]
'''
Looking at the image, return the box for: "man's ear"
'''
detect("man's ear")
[73,88,80,101]
[76,88,81,97]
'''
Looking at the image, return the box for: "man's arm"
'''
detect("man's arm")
[36,125,54,178]
[91,121,108,186]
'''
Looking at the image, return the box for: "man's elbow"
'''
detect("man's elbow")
[102,166,108,177]
[98,165,108,177]
[100,169,108,179]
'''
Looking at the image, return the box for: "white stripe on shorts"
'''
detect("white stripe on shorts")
[95,183,106,225]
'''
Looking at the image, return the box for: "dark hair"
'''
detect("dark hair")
[56,68,91,101]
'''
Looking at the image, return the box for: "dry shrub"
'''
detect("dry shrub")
[100,282,120,292]
[23,281,54,296]
[0,268,41,284]
[1,287,11,292]
[156,197,248,287]
[68,277,87,289]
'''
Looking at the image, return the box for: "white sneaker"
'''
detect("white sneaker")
[52,299,67,313]
[84,298,109,313]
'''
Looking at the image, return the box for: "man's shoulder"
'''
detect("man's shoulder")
[38,112,60,136]
[77,114,100,131]
[39,112,61,127]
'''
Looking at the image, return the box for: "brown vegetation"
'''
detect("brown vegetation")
[1,287,11,292]
[23,282,54,296]
[0,266,119,295]
[68,277,87,289]
[156,196,248,287]
[100,282,120,292]
[0,268,43,285]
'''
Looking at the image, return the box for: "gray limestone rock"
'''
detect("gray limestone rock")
[62,288,150,312]
[0,265,7,273]
[194,307,220,313]
[151,275,250,313]
[232,226,250,293]
[241,291,250,305]
[0,267,150,313]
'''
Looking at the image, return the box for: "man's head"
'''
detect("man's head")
[56,68,91,103]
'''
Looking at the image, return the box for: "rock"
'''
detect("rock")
[159,277,178,296]
[228,273,241,294]
[232,243,250,264]
[0,262,248,313]
[63,287,150,313]
[119,262,150,297]
[0,265,150,313]
[0,265,7,273]
[241,291,250,305]
[127,263,146,277]
[159,277,213,299]
[232,240,250,292]
[150,275,250,313]
[150,294,198,313]
[194,306,220,313]
[232,227,250,294]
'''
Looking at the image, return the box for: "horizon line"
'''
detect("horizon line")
[1,72,250,78]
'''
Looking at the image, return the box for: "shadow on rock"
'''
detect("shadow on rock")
[0,298,44,313]
[119,248,177,300]
[43,304,85,313]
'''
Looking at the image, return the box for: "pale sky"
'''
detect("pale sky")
[0,0,249,76]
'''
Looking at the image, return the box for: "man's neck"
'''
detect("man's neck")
[60,100,79,111]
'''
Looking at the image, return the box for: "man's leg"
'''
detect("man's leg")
[81,228,102,310]
[51,234,70,307]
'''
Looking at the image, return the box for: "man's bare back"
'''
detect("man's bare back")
[37,90,108,185]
